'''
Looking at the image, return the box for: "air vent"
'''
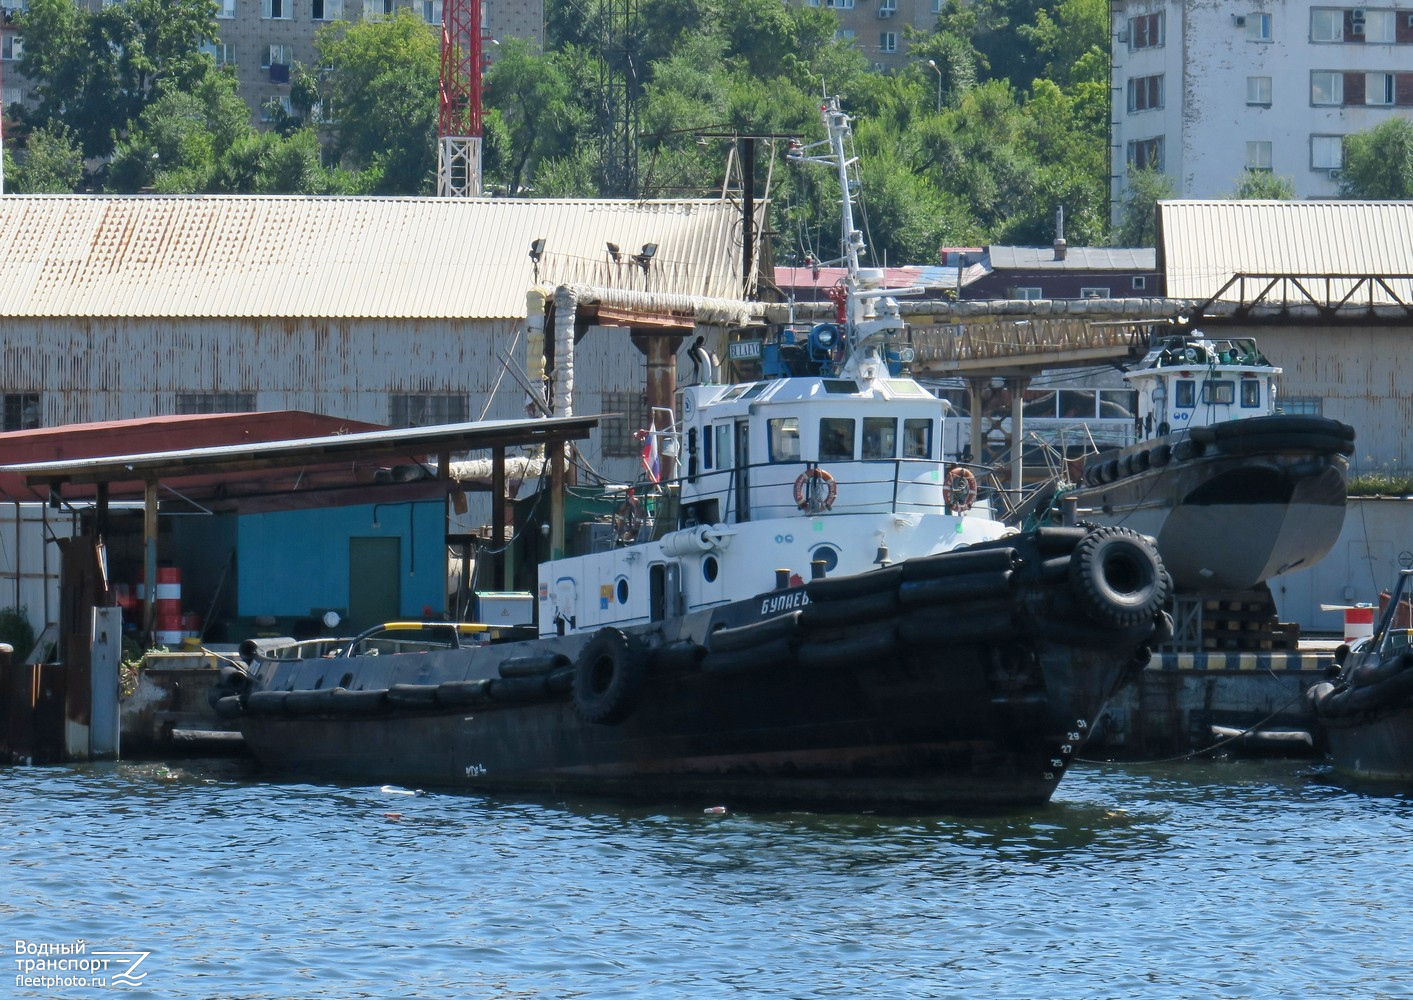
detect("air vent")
[1233,14,1246,26]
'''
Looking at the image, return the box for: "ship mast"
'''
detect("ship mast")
[788,97,906,384]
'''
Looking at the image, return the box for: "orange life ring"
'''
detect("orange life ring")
[794,468,838,513]
[945,466,978,513]
[613,495,644,542]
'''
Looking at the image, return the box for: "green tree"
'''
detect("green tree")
[1114,166,1174,246]
[317,10,439,194]
[483,38,575,195]
[1340,118,1413,198]
[10,122,85,193]
[1231,170,1296,199]
[19,0,217,160]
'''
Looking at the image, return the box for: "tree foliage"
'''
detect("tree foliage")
[1113,167,1174,247]
[1340,118,1413,198]
[18,0,217,160]
[1231,170,1296,200]
[9,122,85,193]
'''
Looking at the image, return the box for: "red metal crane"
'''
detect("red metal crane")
[437,0,485,196]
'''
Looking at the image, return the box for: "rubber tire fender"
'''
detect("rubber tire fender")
[1069,527,1169,629]
[572,627,649,725]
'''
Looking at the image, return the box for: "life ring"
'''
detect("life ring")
[572,627,648,725]
[794,468,838,512]
[1068,527,1169,629]
[945,466,978,513]
[613,494,644,543]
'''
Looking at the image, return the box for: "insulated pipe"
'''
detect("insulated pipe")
[552,285,579,419]
[525,287,550,409]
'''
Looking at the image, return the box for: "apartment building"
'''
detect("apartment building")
[1110,0,1413,213]
[0,0,541,127]
[803,0,940,72]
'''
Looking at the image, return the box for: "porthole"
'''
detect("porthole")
[617,577,629,604]
[703,556,719,582]
[810,544,841,573]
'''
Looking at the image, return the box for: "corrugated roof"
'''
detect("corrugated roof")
[0,195,755,319]
[987,246,1156,270]
[1160,200,1413,301]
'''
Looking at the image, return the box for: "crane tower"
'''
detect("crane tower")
[437,0,485,196]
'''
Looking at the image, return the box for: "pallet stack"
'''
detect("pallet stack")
[1199,588,1300,651]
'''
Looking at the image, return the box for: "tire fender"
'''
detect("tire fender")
[572,627,649,725]
[1069,527,1169,629]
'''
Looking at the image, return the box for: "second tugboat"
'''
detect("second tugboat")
[1070,329,1354,592]
[216,99,1171,810]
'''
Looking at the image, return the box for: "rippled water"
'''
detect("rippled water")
[3,756,1410,999]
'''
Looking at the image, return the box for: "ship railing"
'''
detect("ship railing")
[677,457,992,521]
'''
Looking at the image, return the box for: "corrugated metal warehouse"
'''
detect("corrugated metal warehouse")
[0,194,764,640]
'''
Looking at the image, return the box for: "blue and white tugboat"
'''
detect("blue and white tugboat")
[218,99,1170,810]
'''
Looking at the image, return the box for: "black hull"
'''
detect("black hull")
[1075,415,1352,592]
[1311,652,1413,784]
[225,528,1169,811]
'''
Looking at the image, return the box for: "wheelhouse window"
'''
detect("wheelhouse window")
[819,418,855,461]
[1099,390,1138,419]
[1241,380,1262,408]
[862,417,897,459]
[1059,389,1098,418]
[712,423,732,469]
[902,418,932,458]
[1203,380,1236,405]
[767,417,801,462]
[1175,380,1196,408]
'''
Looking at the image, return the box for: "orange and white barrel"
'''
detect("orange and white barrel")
[1344,606,1375,645]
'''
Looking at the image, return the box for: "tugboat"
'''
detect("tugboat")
[1308,569,1413,786]
[215,99,1171,810]
[1069,330,1354,592]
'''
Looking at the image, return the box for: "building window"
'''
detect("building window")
[1366,72,1395,106]
[1245,140,1273,170]
[1311,70,1343,105]
[1132,275,1147,290]
[1,35,22,61]
[1127,74,1163,112]
[825,0,855,8]
[1128,136,1164,171]
[313,0,344,18]
[1247,76,1272,105]
[2,393,40,431]
[1311,134,1344,170]
[262,0,289,18]
[419,0,441,23]
[931,0,943,11]
[388,393,469,429]
[879,0,897,10]
[176,392,255,414]
[879,32,897,52]
[1358,10,1397,42]
[217,0,236,17]
[202,41,235,65]
[1310,8,1342,41]
[363,0,393,18]
[1080,287,1111,299]
[1279,396,1323,416]
[600,391,649,457]
[1014,287,1042,300]
[262,44,292,68]
[2,86,21,108]
[1129,11,1164,49]
[835,28,855,41]
[1246,12,1272,40]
